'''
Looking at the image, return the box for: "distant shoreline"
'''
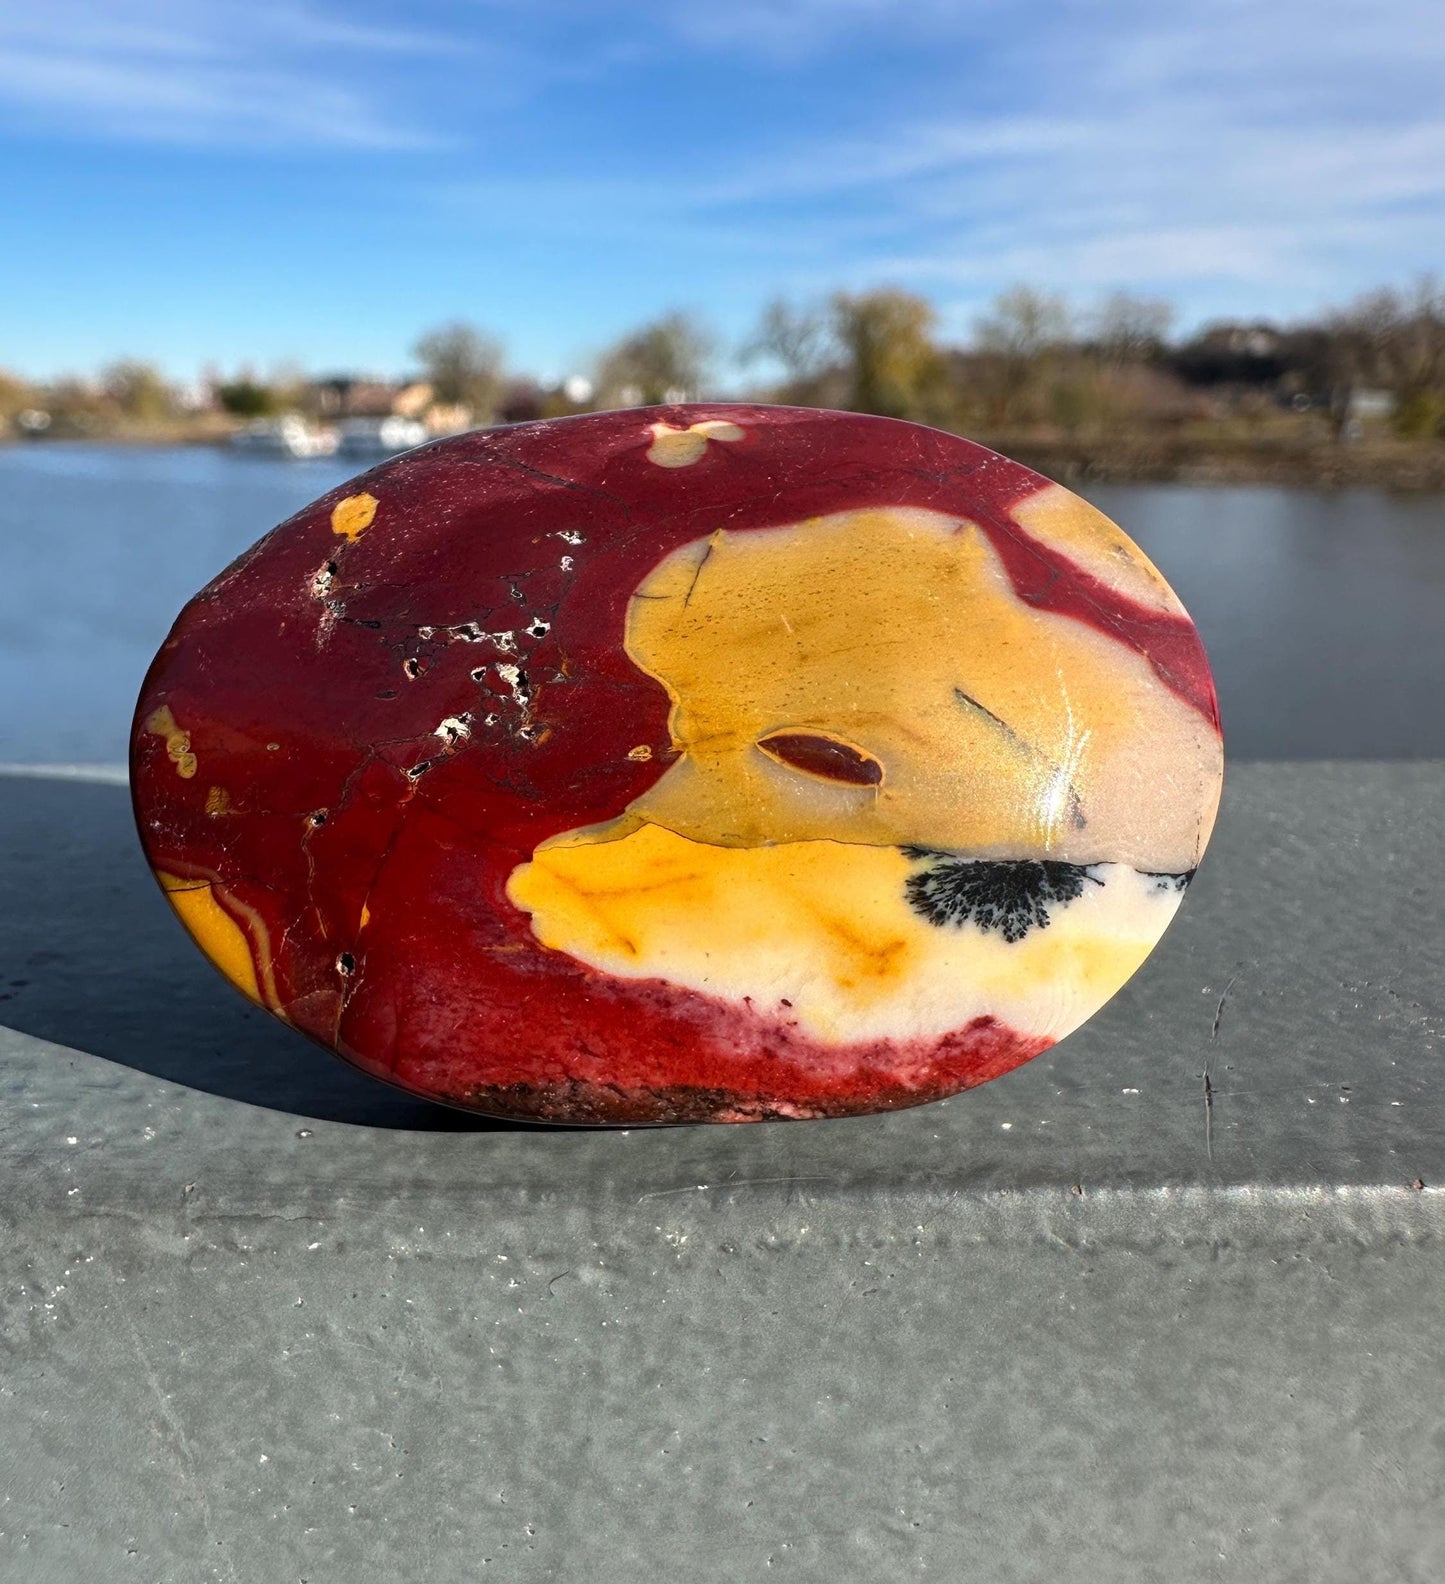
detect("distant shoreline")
[5,425,1445,491]
[976,433,1445,491]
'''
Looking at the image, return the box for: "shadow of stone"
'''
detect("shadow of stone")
[0,773,550,1130]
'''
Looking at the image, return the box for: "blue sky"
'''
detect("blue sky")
[1,0,1442,383]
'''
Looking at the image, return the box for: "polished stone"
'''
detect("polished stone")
[131,405,1223,1123]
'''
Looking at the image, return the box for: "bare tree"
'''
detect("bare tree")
[1353,277,1445,391]
[101,360,176,422]
[973,286,1073,360]
[970,286,1074,426]
[742,298,833,391]
[1324,276,1445,438]
[1090,292,1175,365]
[595,312,713,407]
[413,321,506,421]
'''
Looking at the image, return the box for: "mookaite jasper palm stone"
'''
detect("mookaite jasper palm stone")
[132,405,1223,1124]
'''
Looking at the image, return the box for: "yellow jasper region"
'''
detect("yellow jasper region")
[507,824,1174,1046]
[617,507,1219,874]
[1010,484,1181,613]
[154,870,278,1012]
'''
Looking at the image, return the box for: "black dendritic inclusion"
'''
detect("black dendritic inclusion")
[902,850,1104,943]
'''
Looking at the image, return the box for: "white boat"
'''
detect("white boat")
[230,416,339,459]
[336,416,430,459]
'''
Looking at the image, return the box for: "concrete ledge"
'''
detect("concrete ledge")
[4,763,1445,1581]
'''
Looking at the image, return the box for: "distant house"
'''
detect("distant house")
[310,375,436,421]
[391,382,435,420]
[307,375,475,435]
[495,376,597,426]
[1204,323,1282,359]
[1170,322,1288,389]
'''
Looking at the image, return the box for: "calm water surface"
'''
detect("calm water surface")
[2,442,1443,761]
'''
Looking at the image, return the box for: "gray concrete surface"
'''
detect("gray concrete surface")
[2,762,1444,1582]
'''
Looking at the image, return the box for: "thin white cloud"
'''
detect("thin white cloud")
[0,3,462,58]
[435,0,1445,323]
[435,96,1445,299]
[694,118,1093,209]
[0,53,433,149]
[661,0,1001,55]
[0,0,459,148]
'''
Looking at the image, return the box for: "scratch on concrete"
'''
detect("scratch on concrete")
[636,1174,836,1204]
[1212,974,1237,1040]
[118,1295,238,1583]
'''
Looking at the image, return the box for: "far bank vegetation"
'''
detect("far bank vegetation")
[5,278,1445,485]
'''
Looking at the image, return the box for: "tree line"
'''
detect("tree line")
[4,279,1445,442]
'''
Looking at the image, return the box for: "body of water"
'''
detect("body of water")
[2,442,1443,762]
